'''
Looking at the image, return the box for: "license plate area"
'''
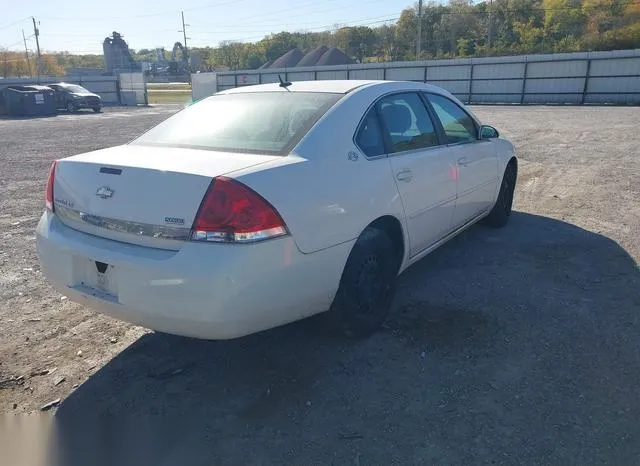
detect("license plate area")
[71,256,119,302]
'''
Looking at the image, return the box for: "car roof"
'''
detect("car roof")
[218,80,452,97]
[219,80,374,94]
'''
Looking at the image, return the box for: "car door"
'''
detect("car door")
[49,85,62,109]
[373,92,457,257]
[425,93,498,228]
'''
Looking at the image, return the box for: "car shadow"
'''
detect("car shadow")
[53,212,640,465]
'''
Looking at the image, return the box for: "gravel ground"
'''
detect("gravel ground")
[1,105,639,465]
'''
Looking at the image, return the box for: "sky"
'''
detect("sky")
[0,0,425,55]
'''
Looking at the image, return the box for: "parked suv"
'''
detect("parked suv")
[48,83,102,113]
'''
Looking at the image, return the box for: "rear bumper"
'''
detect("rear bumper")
[36,211,352,339]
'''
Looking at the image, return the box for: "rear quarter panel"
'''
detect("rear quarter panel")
[233,87,408,256]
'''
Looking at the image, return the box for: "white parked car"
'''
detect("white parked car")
[36,80,517,339]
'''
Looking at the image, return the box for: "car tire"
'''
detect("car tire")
[483,161,517,228]
[327,227,399,338]
[66,102,77,113]
[92,107,101,113]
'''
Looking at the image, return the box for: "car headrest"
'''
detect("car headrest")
[381,104,412,134]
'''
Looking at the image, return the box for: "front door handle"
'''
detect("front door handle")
[396,169,413,182]
[457,157,468,167]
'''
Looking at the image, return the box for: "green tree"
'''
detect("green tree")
[543,0,586,42]
[456,38,474,56]
[420,2,449,57]
[5,0,638,73]
[374,24,398,61]
[439,0,481,56]
[514,18,545,52]
[261,32,297,62]
[395,7,419,59]
[334,26,376,62]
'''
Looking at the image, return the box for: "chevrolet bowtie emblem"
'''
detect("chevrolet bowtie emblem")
[95,186,114,199]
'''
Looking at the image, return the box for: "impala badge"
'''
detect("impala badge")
[95,186,114,199]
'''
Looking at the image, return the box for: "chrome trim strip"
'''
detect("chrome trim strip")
[55,204,191,241]
[386,144,447,158]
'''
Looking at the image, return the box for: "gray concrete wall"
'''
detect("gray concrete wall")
[119,72,147,105]
[194,49,640,105]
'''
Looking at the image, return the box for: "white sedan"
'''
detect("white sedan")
[36,80,517,339]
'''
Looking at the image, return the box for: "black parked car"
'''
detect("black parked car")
[48,83,102,113]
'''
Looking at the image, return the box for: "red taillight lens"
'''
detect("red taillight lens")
[45,161,57,211]
[191,177,288,243]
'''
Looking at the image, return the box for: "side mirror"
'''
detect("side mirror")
[480,125,499,139]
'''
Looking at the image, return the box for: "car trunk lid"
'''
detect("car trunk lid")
[53,144,280,250]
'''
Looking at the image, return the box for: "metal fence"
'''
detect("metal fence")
[193,49,640,105]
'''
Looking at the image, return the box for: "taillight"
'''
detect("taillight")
[191,177,288,243]
[45,161,57,211]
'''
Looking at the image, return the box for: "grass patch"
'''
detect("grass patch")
[147,83,192,91]
[147,89,193,105]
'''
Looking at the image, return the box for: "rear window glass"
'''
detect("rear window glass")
[133,92,341,154]
[62,84,90,93]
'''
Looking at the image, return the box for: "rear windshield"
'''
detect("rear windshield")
[132,92,342,155]
[62,84,90,93]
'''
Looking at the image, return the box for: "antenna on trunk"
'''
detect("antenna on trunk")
[278,74,292,89]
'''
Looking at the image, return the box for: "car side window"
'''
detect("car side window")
[426,93,478,144]
[377,93,439,154]
[355,110,385,157]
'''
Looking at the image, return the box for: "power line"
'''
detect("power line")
[190,12,402,35]
[5,1,639,53]
[37,0,252,21]
[189,16,402,45]
[6,0,390,50]
[193,0,377,29]
[187,0,640,47]
[0,16,31,32]
[183,0,252,13]
[13,0,640,24]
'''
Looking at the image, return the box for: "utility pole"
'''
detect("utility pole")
[487,0,493,50]
[32,17,41,82]
[22,29,32,78]
[179,11,189,63]
[416,0,423,59]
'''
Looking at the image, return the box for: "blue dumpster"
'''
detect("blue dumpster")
[2,85,56,117]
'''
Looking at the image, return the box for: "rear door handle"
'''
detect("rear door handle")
[396,169,413,182]
[457,157,468,167]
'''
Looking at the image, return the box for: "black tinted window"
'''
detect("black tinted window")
[355,111,385,157]
[377,93,439,153]
[426,94,477,144]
